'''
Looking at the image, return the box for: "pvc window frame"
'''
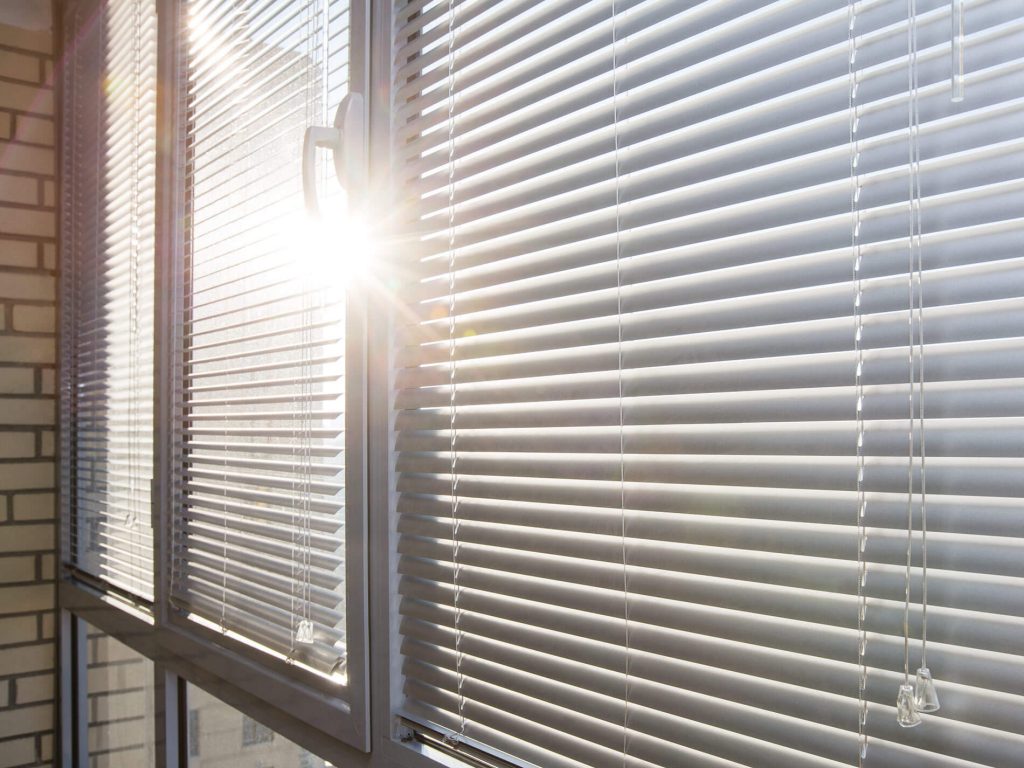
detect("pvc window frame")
[156,0,371,747]
[58,0,451,763]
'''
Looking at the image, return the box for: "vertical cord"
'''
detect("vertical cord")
[220,1,248,637]
[299,0,318,647]
[290,399,298,651]
[847,2,868,762]
[290,0,313,654]
[220,413,229,633]
[902,0,917,689]
[610,1,629,766]
[92,16,105,568]
[128,0,143,593]
[951,0,965,102]
[910,3,929,673]
[446,0,467,746]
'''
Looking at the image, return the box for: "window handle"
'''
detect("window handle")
[302,92,365,217]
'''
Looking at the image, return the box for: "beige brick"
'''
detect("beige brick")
[0,398,53,425]
[0,461,53,491]
[16,672,54,705]
[0,462,53,491]
[41,179,53,206]
[0,335,52,364]
[38,553,52,579]
[0,50,41,83]
[0,337,54,364]
[0,81,51,115]
[0,431,35,458]
[39,732,53,761]
[0,584,52,613]
[0,555,35,582]
[13,492,53,520]
[15,115,52,146]
[0,367,35,394]
[39,367,53,394]
[0,643,52,671]
[0,140,52,174]
[0,615,37,643]
[0,205,53,237]
[0,112,8,140]
[39,609,53,638]
[0,702,52,740]
[0,24,52,55]
[0,305,4,330]
[0,272,53,301]
[0,172,37,205]
[39,429,53,456]
[12,304,54,333]
[0,239,36,267]
[0,523,52,553]
[41,242,53,270]
[0,495,6,521]
[0,736,35,768]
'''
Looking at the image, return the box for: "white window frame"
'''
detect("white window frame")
[157,0,372,745]
[55,0,427,764]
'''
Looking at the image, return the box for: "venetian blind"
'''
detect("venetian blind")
[392,0,1024,766]
[60,0,158,600]
[170,0,351,678]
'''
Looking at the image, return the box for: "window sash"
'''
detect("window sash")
[168,0,355,684]
[59,0,374,755]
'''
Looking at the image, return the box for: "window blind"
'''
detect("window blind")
[170,0,352,679]
[392,1,1024,767]
[60,0,158,600]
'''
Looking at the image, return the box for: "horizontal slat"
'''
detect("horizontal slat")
[182,558,343,620]
[398,611,1024,741]
[178,520,340,573]
[401,298,1024,382]
[398,529,1024,645]
[399,572,1024,703]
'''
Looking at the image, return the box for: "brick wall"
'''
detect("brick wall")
[0,7,58,768]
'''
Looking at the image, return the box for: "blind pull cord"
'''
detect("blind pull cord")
[443,0,468,748]
[295,0,317,650]
[220,407,229,635]
[127,0,143,604]
[848,2,869,761]
[897,0,923,729]
[610,1,631,765]
[90,17,105,567]
[912,0,939,715]
[951,0,965,102]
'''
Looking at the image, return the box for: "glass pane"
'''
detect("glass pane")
[186,683,333,767]
[86,624,157,767]
[61,0,158,600]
